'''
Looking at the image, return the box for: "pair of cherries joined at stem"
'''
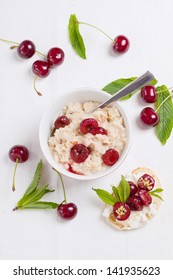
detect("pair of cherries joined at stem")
[0,38,64,96]
[140,85,159,127]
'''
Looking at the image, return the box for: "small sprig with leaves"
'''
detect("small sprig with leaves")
[13,160,58,211]
[13,160,78,221]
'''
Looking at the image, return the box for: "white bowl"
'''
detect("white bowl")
[39,87,132,180]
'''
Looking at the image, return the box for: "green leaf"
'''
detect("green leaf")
[68,14,86,59]
[17,160,43,206]
[93,188,117,206]
[19,201,58,210]
[17,185,54,207]
[155,85,173,144]
[117,176,130,202]
[149,188,164,201]
[111,185,121,202]
[102,77,158,100]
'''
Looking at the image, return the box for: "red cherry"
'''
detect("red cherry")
[32,60,50,78]
[113,35,130,53]
[141,85,157,103]
[9,145,29,191]
[102,149,119,166]
[17,40,36,59]
[137,174,155,191]
[70,144,90,163]
[90,127,107,135]
[113,202,130,221]
[80,118,98,134]
[54,115,70,129]
[57,203,77,219]
[138,190,152,206]
[47,47,65,68]
[128,181,138,195]
[140,107,159,127]
[9,145,29,163]
[126,195,143,211]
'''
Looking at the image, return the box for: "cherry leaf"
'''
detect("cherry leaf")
[68,14,86,59]
[155,85,173,144]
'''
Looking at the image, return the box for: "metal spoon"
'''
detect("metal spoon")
[89,71,155,113]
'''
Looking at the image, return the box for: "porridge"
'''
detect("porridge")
[48,101,127,175]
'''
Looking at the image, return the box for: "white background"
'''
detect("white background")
[0,0,173,260]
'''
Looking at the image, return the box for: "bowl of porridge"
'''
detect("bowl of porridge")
[39,88,132,180]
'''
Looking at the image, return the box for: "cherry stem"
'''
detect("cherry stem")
[34,76,42,96]
[52,168,67,204]
[0,37,46,58]
[78,21,114,42]
[12,158,18,191]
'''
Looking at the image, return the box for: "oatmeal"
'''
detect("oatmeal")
[48,101,127,175]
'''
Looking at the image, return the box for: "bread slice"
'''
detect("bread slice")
[103,167,163,230]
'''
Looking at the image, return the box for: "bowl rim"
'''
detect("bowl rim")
[39,87,132,180]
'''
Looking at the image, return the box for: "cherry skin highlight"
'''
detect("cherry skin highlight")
[113,35,130,54]
[47,47,65,68]
[90,127,107,135]
[70,144,90,163]
[32,60,50,78]
[128,181,138,195]
[141,85,157,103]
[17,40,36,59]
[9,145,29,163]
[140,107,159,127]
[127,195,143,211]
[57,203,78,219]
[138,190,152,206]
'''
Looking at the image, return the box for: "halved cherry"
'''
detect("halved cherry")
[54,115,70,129]
[138,190,152,206]
[80,118,98,134]
[128,181,138,195]
[113,202,130,221]
[90,127,107,135]
[102,149,119,166]
[126,195,143,211]
[70,144,90,163]
[137,174,155,191]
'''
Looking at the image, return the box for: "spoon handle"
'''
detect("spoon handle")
[91,71,155,112]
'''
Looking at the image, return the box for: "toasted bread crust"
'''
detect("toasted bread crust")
[104,167,162,230]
